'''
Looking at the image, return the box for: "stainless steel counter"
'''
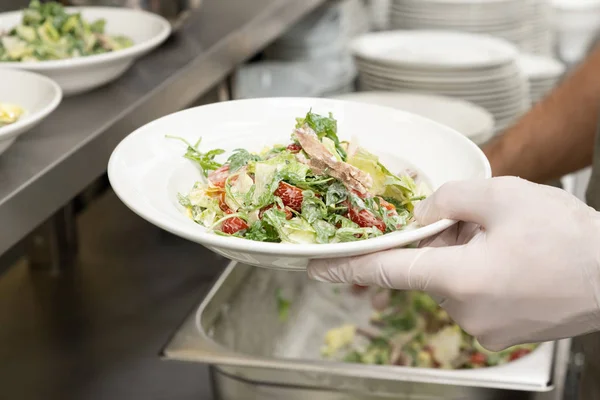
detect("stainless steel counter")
[0,0,324,257]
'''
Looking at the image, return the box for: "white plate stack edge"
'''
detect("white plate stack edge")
[350,30,531,135]
[388,0,554,56]
[518,53,566,104]
[331,91,495,146]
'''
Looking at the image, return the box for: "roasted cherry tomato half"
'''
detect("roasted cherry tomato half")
[274,182,304,212]
[208,165,230,188]
[221,217,248,235]
[347,205,386,233]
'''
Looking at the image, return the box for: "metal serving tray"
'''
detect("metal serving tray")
[164,262,572,400]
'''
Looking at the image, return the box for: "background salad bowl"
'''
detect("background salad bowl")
[108,97,491,270]
[0,5,171,96]
[0,69,62,155]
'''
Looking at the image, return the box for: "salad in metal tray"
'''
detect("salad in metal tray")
[322,287,538,369]
[174,110,430,244]
[0,1,133,62]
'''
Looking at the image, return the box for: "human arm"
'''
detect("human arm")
[483,46,600,183]
[307,177,600,350]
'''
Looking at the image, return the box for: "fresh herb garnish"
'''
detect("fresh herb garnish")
[167,136,224,177]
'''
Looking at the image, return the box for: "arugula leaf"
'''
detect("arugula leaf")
[365,197,411,233]
[276,289,291,322]
[295,110,347,160]
[301,190,327,224]
[245,220,280,242]
[227,149,261,173]
[312,219,336,244]
[167,135,224,177]
[325,181,348,207]
[382,196,406,211]
[293,176,334,192]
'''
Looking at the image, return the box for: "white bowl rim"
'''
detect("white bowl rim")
[0,69,62,139]
[0,6,171,71]
[108,97,492,258]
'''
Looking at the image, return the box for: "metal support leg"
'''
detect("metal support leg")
[217,73,235,102]
[25,202,78,275]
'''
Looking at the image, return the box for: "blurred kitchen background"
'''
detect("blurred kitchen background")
[0,0,598,399]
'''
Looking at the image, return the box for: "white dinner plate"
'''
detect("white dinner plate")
[350,30,519,70]
[518,54,566,80]
[108,98,491,270]
[331,92,495,144]
[354,60,522,82]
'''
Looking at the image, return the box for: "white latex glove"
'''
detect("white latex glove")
[308,177,600,351]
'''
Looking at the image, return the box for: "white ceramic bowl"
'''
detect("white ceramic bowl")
[0,7,171,96]
[108,98,491,270]
[0,69,62,155]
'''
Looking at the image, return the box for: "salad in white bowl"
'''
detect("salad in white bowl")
[174,111,430,244]
[0,1,170,96]
[108,97,491,270]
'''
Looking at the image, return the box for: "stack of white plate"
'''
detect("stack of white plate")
[524,0,555,56]
[518,53,566,104]
[331,91,495,145]
[552,0,600,64]
[350,31,531,134]
[264,0,369,61]
[366,0,391,30]
[389,0,554,55]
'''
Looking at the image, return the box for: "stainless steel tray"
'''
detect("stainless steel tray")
[164,262,572,399]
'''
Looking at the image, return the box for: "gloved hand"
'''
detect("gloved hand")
[308,177,600,351]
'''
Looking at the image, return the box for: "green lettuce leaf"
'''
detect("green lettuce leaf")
[312,220,336,244]
[325,181,348,207]
[346,146,416,203]
[301,190,327,223]
[281,217,317,244]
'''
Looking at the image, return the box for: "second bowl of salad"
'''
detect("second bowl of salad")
[108,97,491,270]
[0,1,171,95]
